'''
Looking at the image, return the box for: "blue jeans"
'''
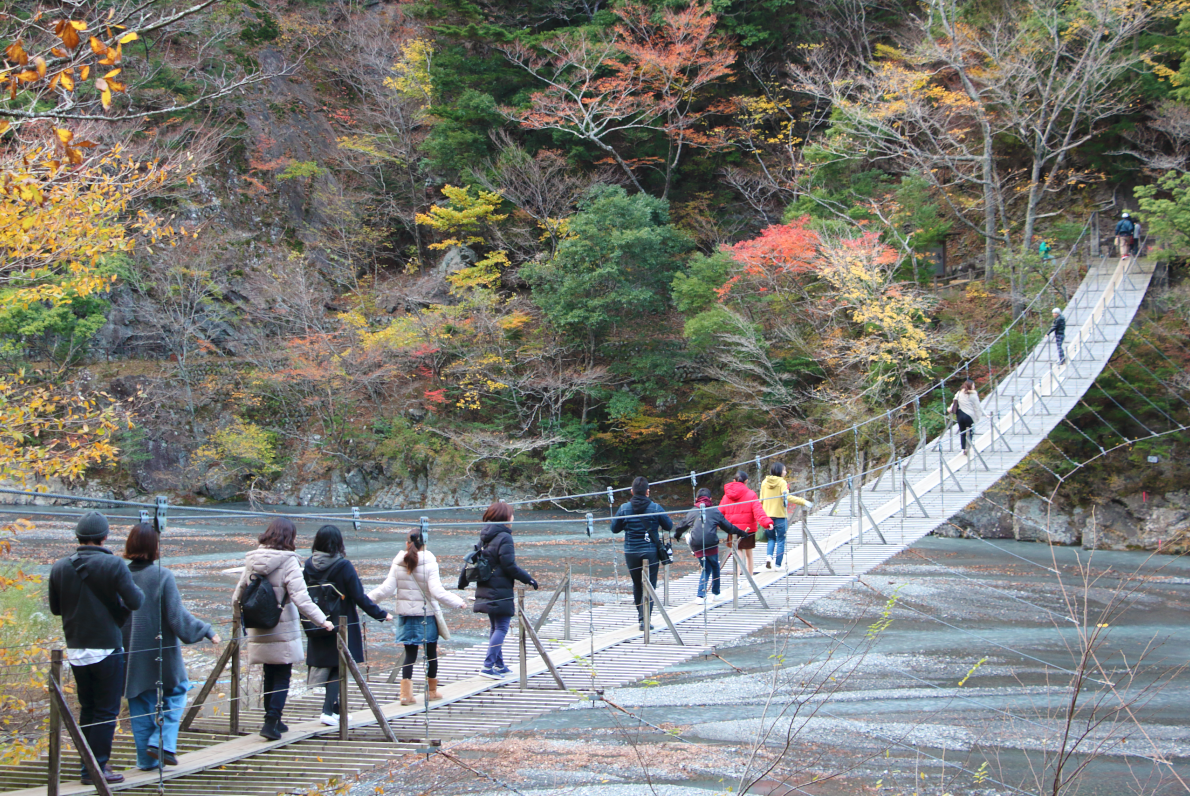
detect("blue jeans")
[766,517,788,565]
[128,681,189,770]
[697,554,720,597]
[483,614,511,670]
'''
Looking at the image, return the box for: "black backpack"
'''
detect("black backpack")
[303,565,344,637]
[461,541,496,585]
[239,574,286,629]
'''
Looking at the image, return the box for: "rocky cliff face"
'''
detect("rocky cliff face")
[944,488,1190,552]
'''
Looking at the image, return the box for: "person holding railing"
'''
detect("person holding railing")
[720,471,773,575]
[1047,308,1066,365]
[232,518,333,740]
[48,512,145,785]
[304,525,390,726]
[674,488,747,599]
[369,529,464,704]
[123,523,220,771]
[948,379,984,456]
[611,477,674,631]
[468,501,538,678]
[759,462,813,571]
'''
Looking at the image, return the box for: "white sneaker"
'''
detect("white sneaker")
[319,713,338,726]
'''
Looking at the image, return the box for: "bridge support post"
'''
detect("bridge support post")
[533,570,572,637]
[802,516,836,575]
[48,649,61,796]
[902,470,929,518]
[338,617,349,741]
[731,550,770,609]
[856,490,888,544]
[516,602,569,689]
[518,588,529,689]
[642,579,684,645]
[181,604,240,733]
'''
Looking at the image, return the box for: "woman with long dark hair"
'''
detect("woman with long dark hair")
[304,525,390,725]
[949,378,984,455]
[123,523,219,770]
[232,518,332,740]
[369,530,465,705]
[466,501,537,679]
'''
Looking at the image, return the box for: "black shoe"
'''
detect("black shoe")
[276,720,288,733]
[163,750,179,766]
[260,717,283,741]
[146,746,178,766]
[81,765,124,785]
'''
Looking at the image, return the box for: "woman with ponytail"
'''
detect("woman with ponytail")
[369,530,466,706]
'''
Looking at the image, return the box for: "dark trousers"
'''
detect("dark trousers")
[1055,332,1065,364]
[483,615,511,670]
[956,408,974,451]
[322,669,339,715]
[71,651,125,775]
[624,551,659,623]
[697,553,721,597]
[261,663,291,720]
[401,642,439,680]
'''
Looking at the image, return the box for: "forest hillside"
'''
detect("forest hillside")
[2,0,1190,550]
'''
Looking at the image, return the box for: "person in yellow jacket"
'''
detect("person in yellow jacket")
[759,463,813,570]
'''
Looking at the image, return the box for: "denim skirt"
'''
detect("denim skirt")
[396,614,438,645]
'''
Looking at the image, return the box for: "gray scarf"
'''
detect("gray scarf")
[309,551,343,571]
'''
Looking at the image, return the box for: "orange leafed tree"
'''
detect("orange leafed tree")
[502,1,735,197]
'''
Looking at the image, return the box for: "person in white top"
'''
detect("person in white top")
[369,531,467,706]
[949,378,984,455]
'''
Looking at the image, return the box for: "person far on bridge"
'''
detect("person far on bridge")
[759,462,813,571]
[1115,211,1136,259]
[1047,307,1067,366]
[611,477,674,631]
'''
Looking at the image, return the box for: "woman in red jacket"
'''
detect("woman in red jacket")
[720,470,773,575]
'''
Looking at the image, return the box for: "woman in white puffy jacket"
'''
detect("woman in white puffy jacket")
[369,530,466,706]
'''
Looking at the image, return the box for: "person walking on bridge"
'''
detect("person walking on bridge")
[1115,212,1136,259]
[720,471,773,575]
[948,379,984,455]
[370,529,463,705]
[759,463,813,571]
[49,512,144,785]
[1047,307,1066,365]
[612,477,674,631]
[232,518,333,741]
[468,501,537,678]
[123,522,220,772]
[674,488,747,599]
[305,525,390,726]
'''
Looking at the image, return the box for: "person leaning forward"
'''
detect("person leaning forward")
[48,512,145,785]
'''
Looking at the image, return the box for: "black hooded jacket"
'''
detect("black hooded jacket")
[49,545,145,650]
[611,494,674,556]
[471,523,534,617]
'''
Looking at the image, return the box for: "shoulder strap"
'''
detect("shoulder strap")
[69,553,128,622]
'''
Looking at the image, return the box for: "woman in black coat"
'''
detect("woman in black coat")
[468,502,536,678]
[303,525,390,725]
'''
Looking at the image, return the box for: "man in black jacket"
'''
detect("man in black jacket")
[49,512,145,785]
[1047,307,1066,365]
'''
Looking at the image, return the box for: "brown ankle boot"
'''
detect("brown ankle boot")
[426,677,441,701]
[400,678,415,706]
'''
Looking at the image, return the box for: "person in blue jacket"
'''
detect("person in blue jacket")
[611,477,673,630]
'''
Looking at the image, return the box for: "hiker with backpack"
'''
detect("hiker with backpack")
[232,518,334,740]
[303,525,391,726]
[611,476,674,631]
[674,488,747,599]
[122,522,219,772]
[1115,212,1136,258]
[462,501,537,679]
[369,529,465,706]
[48,512,145,785]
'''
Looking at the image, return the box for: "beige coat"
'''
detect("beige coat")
[232,546,327,665]
[952,389,985,422]
[369,550,465,618]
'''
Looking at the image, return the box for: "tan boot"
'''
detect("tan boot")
[400,679,415,706]
[426,677,441,701]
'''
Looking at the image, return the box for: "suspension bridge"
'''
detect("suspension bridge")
[0,252,1161,795]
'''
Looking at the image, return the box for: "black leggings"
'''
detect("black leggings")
[624,551,659,623]
[401,643,438,680]
[956,408,974,451]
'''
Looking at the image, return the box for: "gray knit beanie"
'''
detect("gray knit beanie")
[75,512,109,541]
